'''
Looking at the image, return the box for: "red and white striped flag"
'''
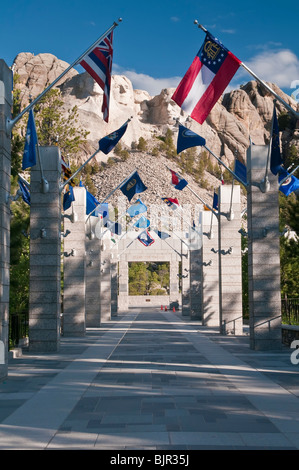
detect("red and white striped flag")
[172,33,241,124]
[80,31,114,122]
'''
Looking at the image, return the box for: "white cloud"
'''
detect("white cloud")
[113,65,181,96]
[238,49,299,89]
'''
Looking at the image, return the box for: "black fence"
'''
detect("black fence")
[9,312,29,348]
[281,298,299,325]
[7,299,299,348]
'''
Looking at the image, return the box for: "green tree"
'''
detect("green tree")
[33,88,89,157]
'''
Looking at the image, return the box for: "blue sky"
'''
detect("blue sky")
[1,0,299,98]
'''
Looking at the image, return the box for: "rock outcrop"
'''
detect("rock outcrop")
[12,52,298,210]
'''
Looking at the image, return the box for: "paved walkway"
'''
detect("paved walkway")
[0,308,298,450]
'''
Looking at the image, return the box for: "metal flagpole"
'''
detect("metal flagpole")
[203,143,249,189]
[194,20,299,120]
[7,19,122,134]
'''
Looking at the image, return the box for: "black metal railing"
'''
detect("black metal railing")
[9,312,29,348]
[281,298,299,325]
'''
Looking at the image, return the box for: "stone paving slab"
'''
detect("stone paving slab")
[0,309,298,450]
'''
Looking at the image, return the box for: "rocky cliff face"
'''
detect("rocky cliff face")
[12,52,298,209]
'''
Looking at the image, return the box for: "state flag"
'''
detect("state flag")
[127,199,147,218]
[18,177,30,205]
[154,230,170,240]
[279,169,299,196]
[137,230,155,247]
[63,185,75,211]
[80,31,114,122]
[22,109,38,170]
[172,33,241,124]
[234,160,247,185]
[161,197,180,210]
[120,171,147,202]
[270,108,283,175]
[177,124,206,154]
[133,215,150,229]
[99,120,128,154]
[170,169,188,190]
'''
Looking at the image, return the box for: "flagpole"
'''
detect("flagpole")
[203,143,249,188]
[194,20,299,119]
[7,19,122,134]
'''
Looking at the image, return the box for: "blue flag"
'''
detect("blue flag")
[137,230,155,247]
[177,124,206,154]
[127,199,147,217]
[212,191,218,210]
[99,120,128,155]
[270,108,283,175]
[134,215,150,228]
[120,171,147,202]
[95,203,109,223]
[154,230,170,240]
[22,109,38,170]
[170,169,188,190]
[234,160,247,185]
[79,181,102,216]
[18,177,30,205]
[63,185,75,211]
[279,169,299,196]
[105,219,122,235]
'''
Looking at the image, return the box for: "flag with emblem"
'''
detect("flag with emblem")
[127,199,147,218]
[80,31,114,122]
[279,169,299,196]
[120,171,147,202]
[172,33,241,124]
[161,197,180,210]
[99,120,128,154]
[137,230,155,247]
[177,124,206,154]
[63,185,75,211]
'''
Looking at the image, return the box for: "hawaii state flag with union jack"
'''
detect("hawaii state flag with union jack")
[172,32,241,124]
[80,31,114,122]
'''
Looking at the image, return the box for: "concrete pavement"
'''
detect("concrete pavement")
[0,308,298,450]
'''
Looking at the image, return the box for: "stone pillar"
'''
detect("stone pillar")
[118,256,128,312]
[181,241,190,316]
[247,144,282,350]
[189,223,203,320]
[169,253,180,310]
[63,186,86,336]
[0,60,12,379]
[218,185,243,335]
[100,237,111,321]
[29,147,61,351]
[110,256,118,317]
[85,215,101,327]
[201,210,220,326]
